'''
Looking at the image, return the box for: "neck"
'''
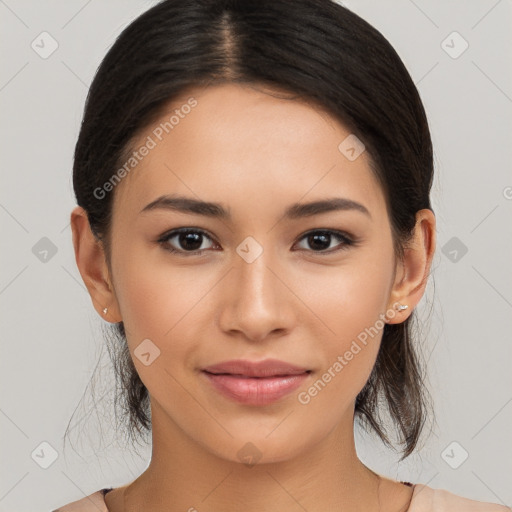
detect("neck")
[122,401,386,512]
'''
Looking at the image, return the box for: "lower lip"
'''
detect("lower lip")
[202,371,310,405]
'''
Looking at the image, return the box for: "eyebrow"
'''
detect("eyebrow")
[140,194,371,220]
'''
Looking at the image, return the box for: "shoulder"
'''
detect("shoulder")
[409,483,511,512]
[51,488,111,512]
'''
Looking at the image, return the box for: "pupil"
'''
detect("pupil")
[180,232,202,251]
[176,232,333,252]
[309,233,330,251]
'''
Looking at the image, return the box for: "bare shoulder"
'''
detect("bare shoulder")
[51,488,110,512]
[408,483,511,511]
[376,475,416,512]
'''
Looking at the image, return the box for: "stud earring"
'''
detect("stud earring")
[103,307,108,314]
[395,303,408,311]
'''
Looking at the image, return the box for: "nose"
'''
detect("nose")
[217,247,296,343]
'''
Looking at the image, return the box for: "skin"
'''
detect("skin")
[71,82,436,512]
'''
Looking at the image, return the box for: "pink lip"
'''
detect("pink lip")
[201,359,311,405]
[202,358,310,377]
[202,372,310,405]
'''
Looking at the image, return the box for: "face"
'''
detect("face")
[105,83,401,463]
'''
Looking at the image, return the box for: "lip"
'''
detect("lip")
[202,358,310,377]
[201,359,311,406]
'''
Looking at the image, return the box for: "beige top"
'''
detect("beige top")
[52,484,511,511]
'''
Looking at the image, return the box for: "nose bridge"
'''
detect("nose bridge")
[220,237,293,340]
[238,245,274,302]
[235,240,280,312]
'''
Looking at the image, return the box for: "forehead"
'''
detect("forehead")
[112,83,385,222]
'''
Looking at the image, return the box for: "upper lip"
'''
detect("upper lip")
[202,359,311,378]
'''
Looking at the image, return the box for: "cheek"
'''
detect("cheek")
[294,249,392,335]
[292,254,392,399]
[111,252,220,386]
[113,247,216,338]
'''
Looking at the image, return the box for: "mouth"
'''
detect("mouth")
[201,358,312,378]
[203,371,312,378]
[200,359,312,405]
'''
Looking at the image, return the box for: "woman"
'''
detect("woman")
[55,0,510,510]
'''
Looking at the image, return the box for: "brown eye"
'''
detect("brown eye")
[157,228,356,256]
[158,228,217,254]
[295,230,354,253]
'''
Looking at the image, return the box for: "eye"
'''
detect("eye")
[294,230,355,254]
[158,228,218,255]
[157,228,356,256]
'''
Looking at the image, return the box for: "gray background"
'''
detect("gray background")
[1,1,511,510]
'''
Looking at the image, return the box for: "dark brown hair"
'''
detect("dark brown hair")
[68,0,435,460]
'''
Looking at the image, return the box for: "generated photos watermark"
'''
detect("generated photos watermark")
[93,96,198,200]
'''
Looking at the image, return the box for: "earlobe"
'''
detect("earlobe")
[385,209,436,324]
[70,206,122,322]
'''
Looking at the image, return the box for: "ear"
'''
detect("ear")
[385,209,436,324]
[70,206,122,323]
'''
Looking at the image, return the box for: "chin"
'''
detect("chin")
[202,428,322,467]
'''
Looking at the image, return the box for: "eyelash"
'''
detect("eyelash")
[157,227,357,256]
